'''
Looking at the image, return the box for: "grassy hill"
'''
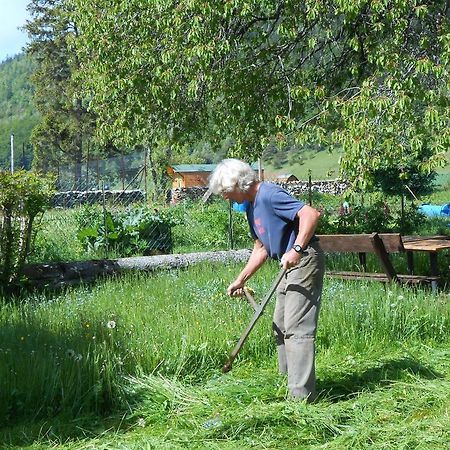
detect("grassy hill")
[0,53,39,169]
[263,148,343,180]
[264,148,450,188]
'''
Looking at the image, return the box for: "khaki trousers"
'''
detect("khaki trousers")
[273,241,325,401]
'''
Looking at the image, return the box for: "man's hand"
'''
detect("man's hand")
[227,279,246,297]
[280,248,301,270]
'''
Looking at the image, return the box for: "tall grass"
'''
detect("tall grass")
[1,261,448,432]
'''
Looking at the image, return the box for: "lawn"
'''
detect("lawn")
[1,261,449,449]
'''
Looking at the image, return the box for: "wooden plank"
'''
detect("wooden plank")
[326,271,439,284]
[317,233,403,253]
[402,239,450,252]
[379,233,405,252]
[317,234,379,253]
[370,233,398,282]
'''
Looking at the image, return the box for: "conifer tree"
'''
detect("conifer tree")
[25,0,95,188]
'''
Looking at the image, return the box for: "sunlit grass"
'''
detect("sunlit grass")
[0,262,449,448]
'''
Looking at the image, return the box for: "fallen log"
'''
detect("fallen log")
[22,249,252,290]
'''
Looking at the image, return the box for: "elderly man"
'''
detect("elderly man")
[208,158,325,402]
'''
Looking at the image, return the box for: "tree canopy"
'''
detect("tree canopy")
[24,0,97,185]
[72,0,449,189]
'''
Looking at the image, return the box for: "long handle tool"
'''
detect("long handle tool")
[222,268,287,373]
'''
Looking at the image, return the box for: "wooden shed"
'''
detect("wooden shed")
[167,164,217,188]
[167,163,263,188]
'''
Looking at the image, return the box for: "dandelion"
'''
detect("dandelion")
[107,320,116,329]
[137,418,146,427]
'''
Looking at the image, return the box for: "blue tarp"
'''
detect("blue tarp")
[418,203,450,218]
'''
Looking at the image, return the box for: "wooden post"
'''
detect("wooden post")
[121,149,125,191]
[308,170,312,206]
[370,232,398,282]
[143,148,148,200]
[96,156,100,189]
[86,142,90,191]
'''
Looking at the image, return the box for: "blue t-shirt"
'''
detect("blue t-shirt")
[246,183,305,260]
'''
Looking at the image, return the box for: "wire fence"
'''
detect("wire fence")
[4,148,448,265]
[27,151,252,264]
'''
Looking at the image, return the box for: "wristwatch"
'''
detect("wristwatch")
[293,244,305,254]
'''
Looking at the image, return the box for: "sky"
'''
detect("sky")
[0,0,31,63]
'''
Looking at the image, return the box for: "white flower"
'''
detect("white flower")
[107,320,116,329]
[397,295,404,300]
[137,418,146,427]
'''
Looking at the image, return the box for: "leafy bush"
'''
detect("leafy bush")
[316,200,427,234]
[76,204,177,256]
[0,170,55,291]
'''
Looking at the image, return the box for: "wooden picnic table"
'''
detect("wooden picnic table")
[402,236,450,292]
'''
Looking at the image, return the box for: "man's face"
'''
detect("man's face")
[222,190,247,203]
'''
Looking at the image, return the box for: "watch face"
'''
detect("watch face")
[294,244,303,253]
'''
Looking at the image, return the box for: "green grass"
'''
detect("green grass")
[0,262,449,449]
[263,149,450,186]
[264,149,343,180]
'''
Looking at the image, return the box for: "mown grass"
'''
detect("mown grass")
[0,261,449,449]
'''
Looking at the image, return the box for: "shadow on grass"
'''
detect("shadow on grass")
[318,356,444,402]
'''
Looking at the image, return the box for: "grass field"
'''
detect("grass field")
[1,262,449,449]
[264,149,450,188]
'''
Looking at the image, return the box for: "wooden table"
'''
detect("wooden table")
[402,236,450,292]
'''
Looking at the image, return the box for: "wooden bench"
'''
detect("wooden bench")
[316,233,440,285]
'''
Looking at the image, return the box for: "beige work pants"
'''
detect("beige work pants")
[273,241,325,401]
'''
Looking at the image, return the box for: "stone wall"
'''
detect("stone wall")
[52,189,145,208]
[275,179,349,196]
[170,186,209,204]
[170,179,349,203]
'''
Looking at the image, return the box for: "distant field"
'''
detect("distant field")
[264,149,450,187]
[263,149,343,180]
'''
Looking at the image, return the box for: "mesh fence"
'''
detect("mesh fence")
[29,151,253,263]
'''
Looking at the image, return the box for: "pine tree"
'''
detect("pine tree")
[24,0,95,188]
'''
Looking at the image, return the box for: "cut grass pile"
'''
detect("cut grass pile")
[0,262,449,449]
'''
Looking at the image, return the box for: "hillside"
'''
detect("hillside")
[263,148,343,181]
[0,53,39,169]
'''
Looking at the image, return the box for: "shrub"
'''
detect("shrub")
[76,204,177,256]
[0,170,55,291]
[316,200,426,234]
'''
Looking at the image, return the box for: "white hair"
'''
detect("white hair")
[208,159,257,194]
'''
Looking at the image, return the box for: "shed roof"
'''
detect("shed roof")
[170,164,217,173]
[169,163,260,174]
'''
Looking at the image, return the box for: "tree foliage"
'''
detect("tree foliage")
[72,0,449,189]
[0,170,55,291]
[24,0,97,186]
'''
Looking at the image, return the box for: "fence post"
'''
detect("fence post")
[228,200,234,250]
[102,180,109,254]
[86,141,90,191]
[143,148,148,201]
[308,170,312,206]
[120,149,125,191]
[96,156,100,190]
